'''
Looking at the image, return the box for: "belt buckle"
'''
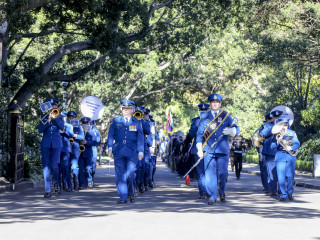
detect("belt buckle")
[123,140,126,144]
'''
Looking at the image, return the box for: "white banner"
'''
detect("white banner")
[80,96,104,120]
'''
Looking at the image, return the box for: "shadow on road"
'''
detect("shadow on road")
[1,162,319,224]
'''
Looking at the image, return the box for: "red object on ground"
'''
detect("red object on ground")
[185,174,191,185]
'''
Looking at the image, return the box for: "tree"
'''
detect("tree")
[2,0,240,107]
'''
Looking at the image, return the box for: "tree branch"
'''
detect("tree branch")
[42,41,93,74]
[132,83,179,99]
[46,54,108,82]
[22,0,56,12]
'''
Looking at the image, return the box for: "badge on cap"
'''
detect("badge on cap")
[214,95,217,100]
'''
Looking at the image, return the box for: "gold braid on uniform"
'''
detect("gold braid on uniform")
[202,110,230,150]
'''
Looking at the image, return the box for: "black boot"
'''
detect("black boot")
[73,175,79,191]
[219,193,226,203]
[44,192,51,198]
[138,184,144,193]
[54,183,61,194]
[148,180,155,188]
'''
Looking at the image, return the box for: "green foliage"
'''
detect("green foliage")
[297,133,320,163]
[301,99,320,132]
[295,160,313,173]
[243,147,259,164]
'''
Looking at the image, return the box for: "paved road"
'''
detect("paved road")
[1,160,320,240]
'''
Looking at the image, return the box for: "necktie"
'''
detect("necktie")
[125,118,128,126]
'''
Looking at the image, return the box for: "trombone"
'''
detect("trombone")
[40,108,60,125]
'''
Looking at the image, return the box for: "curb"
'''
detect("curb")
[242,169,320,190]
[0,181,44,194]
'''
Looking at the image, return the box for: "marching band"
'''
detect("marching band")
[38,93,300,204]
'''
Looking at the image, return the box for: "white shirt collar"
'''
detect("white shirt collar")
[211,109,220,117]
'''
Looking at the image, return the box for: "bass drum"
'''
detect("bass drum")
[252,129,265,148]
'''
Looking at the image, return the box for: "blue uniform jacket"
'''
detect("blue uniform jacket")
[71,125,85,154]
[188,117,200,155]
[60,123,74,153]
[270,129,300,152]
[38,115,65,148]
[260,122,277,156]
[196,110,239,155]
[80,128,97,159]
[107,116,144,157]
[92,126,101,156]
[141,119,151,157]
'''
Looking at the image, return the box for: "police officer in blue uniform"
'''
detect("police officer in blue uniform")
[38,98,65,198]
[187,103,209,199]
[90,120,101,185]
[78,116,97,189]
[67,111,85,191]
[260,110,283,197]
[59,111,74,192]
[196,94,240,205]
[107,100,144,204]
[271,118,300,201]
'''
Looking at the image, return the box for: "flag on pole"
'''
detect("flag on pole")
[166,108,174,134]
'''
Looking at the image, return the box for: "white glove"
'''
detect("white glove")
[222,127,237,137]
[286,146,292,152]
[196,142,203,158]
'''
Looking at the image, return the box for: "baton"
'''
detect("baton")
[183,118,238,179]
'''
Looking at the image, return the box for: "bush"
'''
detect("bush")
[243,148,259,164]
[295,160,313,172]
[297,133,320,162]
[244,148,313,172]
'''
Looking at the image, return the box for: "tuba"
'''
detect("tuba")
[133,110,143,120]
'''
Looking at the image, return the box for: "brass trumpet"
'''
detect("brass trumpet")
[50,108,60,118]
[80,144,85,152]
[133,110,143,120]
[69,138,74,146]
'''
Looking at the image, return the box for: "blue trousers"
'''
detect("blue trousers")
[70,148,80,177]
[41,147,62,193]
[264,154,278,194]
[137,156,149,185]
[149,156,156,181]
[59,152,70,188]
[204,153,228,201]
[193,154,206,195]
[79,156,93,187]
[275,151,296,199]
[92,146,98,180]
[114,155,138,201]
[259,155,270,191]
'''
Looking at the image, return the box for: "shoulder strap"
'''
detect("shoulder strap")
[202,110,229,150]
